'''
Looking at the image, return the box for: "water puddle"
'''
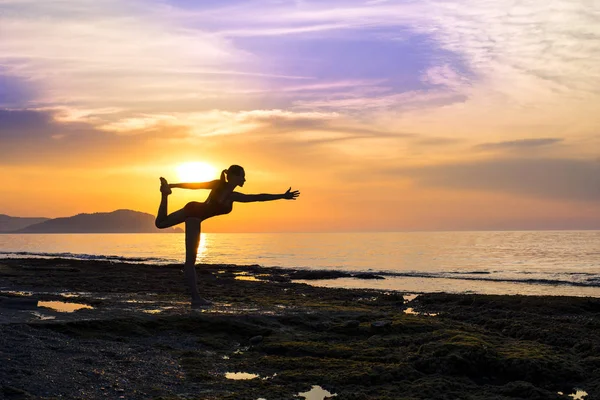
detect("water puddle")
[2,290,34,296]
[60,292,91,298]
[297,385,338,399]
[125,300,156,304]
[404,294,419,303]
[356,296,378,302]
[225,372,259,380]
[233,346,250,355]
[198,305,263,315]
[558,390,588,399]
[141,306,175,314]
[38,301,93,313]
[142,309,163,314]
[30,311,56,320]
[235,276,260,282]
[569,389,588,399]
[404,307,438,317]
[224,371,276,381]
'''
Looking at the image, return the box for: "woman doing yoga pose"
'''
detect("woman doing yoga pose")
[155,165,300,307]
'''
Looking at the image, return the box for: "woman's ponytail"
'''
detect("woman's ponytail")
[220,169,228,182]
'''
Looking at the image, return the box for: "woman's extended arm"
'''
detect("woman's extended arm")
[231,187,300,203]
[169,180,220,190]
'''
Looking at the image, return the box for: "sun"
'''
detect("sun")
[176,162,218,183]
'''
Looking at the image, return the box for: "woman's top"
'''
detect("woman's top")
[183,184,233,220]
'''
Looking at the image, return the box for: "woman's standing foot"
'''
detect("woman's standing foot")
[191,298,213,308]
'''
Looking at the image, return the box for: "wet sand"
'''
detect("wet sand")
[0,257,598,399]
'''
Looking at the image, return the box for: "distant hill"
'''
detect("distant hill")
[11,210,183,234]
[0,214,50,232]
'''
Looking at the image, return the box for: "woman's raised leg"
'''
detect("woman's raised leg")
[155,177,187,229]
[184,218,212,307]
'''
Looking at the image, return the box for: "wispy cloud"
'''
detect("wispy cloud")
[412,136,464,147]
[0,0,265,110]
[98,109,341,136]
[475,138,564,151]
[424,0,600,105]
[3,0,599,117]
[395,157,600,203]
[0,0,469,115]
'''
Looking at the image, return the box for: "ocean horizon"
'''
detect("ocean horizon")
[1,230,598,298]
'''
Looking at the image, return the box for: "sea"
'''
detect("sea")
[0,231,598,297]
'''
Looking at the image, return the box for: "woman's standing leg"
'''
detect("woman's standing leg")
[184,217,212,307]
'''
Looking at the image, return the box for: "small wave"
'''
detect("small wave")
[511,271,597,276]
[447,271,491,275]
[376,271,600,288]
[0,251,171,264]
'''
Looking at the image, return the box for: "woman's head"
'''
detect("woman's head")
[220,165,246,187]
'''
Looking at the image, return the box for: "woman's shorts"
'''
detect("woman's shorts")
[183,201,209,219]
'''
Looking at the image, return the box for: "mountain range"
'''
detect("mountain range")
[0,215,50,232]
[0,210,182,233]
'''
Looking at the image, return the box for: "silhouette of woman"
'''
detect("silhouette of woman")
[155,165,300,307]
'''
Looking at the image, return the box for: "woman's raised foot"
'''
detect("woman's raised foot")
[159,177,172,195]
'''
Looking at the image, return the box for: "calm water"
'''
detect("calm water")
[0,231,598,297]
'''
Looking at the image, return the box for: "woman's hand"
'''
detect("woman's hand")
[283,187,300,200]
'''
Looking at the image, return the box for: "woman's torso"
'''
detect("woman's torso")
[184,186,233,220]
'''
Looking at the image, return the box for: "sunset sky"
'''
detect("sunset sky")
[1,0,599,232]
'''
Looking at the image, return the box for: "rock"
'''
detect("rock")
[367,334,383,344]
[22,266,80,272]
[290,270,351,280]
[314,322,333,331]
[2,385,31,397]
[343,320,361,329]
[0,296,38,310]
[371,321,392,329]
[249,335,263,345]
[353,273,385,280]
[266,275,291,283]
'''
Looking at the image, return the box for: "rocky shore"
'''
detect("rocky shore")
[0,258,598,399]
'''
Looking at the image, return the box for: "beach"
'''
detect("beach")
[1,258,598,400]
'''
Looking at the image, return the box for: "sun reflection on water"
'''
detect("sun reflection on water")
[197,233,208,258]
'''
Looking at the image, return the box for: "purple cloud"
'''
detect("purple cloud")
[234,28,472,96]
[0,74,37,108]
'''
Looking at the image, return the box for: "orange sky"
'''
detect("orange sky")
[1,0,599,231]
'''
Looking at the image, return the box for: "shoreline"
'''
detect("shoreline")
[1,257,599,399]
[2,253,599,298]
